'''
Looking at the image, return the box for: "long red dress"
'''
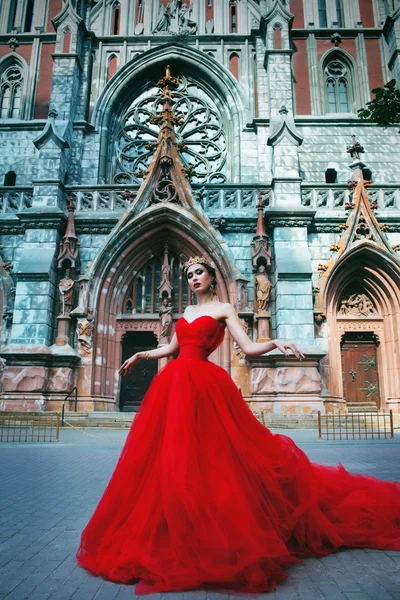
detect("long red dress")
[76,315,400,595]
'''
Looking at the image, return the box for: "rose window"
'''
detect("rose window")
[113,76,227,185]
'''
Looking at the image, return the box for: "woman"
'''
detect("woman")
[76,256,400,595]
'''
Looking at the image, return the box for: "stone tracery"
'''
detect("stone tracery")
[113,76,227,185]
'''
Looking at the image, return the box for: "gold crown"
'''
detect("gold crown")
[183,256,212,272]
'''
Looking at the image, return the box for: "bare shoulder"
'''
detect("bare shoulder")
[221,302,237,318]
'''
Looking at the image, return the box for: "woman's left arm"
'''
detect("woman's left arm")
[224,303,304,360]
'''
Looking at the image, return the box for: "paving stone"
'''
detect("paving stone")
[0,430,399,600]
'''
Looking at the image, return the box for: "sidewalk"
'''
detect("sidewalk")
[0,428,399,600]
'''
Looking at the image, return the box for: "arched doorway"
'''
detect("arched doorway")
[323,245,400,413]
[88,205,238,410]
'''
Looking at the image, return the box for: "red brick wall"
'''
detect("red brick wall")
[229,54,239,81]
[0,45,32,64]
[47,0,63,32]
[291,0,304,28]
[294,39,311,114]
[365,38,384,91]
[359,0,375,28]
[34,44,55,119]
[205,0,213,23]
[317,38,357,62]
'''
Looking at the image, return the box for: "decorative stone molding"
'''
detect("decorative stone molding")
[116,320,161,332]
[8,38,20,52]
[33,110,70,151]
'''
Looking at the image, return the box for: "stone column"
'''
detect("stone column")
[262,2,316,344]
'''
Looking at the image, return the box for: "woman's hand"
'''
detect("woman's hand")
[273,340,305,360]
[119,353,141,376]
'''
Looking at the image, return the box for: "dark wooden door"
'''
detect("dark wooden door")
[341,332,379,407]
[119,331,158,412]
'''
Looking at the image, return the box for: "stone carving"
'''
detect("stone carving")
[254,264,272,313]
[153,0,197,35]
[159,297,174,339]
[339,293,376,317]
[58,268,76,315]
[384,190,396,208]
[153,3,171,32]
[178,4,197,34]
[77,311,94,354]
[211,217,227,231]
[346,135,364,160]
[301,190,312,206]
[117,321,158,331]
[251,366,321,395]
[354,215,372,240]
[233,319,249,359]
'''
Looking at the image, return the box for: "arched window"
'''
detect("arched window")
[318,0,327,27]
[124,254,191,315]
[4,171,16,186]
[63,28,71,53]
[205,0,213,22]
[253,52,258,118]
[136,0,144,24]
[0,66,23,119]
[108,55,118,80]
[229,1,237,33]
[112,2,120,35]
[113,76,227,185]
[336,0,343,27]
[274,25,282,50]
[24,0,35,32]
[325,59,351,113]
[229,53,239,81]
[7,0,18,32]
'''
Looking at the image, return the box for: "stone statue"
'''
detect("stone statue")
[153,3,172,33]
[159,297,173,338]
[255,264,272,313]
[153,0,197,35]
[178,4,197,34]
[77,310,94,354]
[58,268,75,315]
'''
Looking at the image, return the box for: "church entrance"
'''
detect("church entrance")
[119,331,158,412]
[341,332,380,409]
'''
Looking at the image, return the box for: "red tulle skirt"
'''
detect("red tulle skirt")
[76,356,400,595]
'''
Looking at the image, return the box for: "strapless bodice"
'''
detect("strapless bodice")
[176,316,225,361]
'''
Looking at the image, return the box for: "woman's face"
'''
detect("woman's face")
[186,264,212,294]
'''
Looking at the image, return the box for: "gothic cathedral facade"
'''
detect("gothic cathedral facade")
[1,0,400,416]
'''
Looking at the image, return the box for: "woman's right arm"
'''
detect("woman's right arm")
[119,333,179,376]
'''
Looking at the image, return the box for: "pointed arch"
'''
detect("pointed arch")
[320,48,357,114]
[229,0,238,33]
[273,24,282,49]
[87,204,239,404]
[0,53,28,120]
[322,244,400,412]
[63,27,71,53]
[111,1,120,35]
[229,53,239,81]
[92,44,250,184]
[107,54,118,80]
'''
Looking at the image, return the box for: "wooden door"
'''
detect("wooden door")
[341,332,380,407]
[119,331,158,412]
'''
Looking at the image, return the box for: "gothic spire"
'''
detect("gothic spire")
[57,196,80,271]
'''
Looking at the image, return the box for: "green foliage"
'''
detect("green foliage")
[358,79,400,128]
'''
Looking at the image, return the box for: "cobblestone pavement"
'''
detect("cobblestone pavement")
[0,428,400,600]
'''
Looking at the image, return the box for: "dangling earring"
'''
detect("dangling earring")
[210,282,216,297]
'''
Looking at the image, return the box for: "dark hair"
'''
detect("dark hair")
[186,262,217,288]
